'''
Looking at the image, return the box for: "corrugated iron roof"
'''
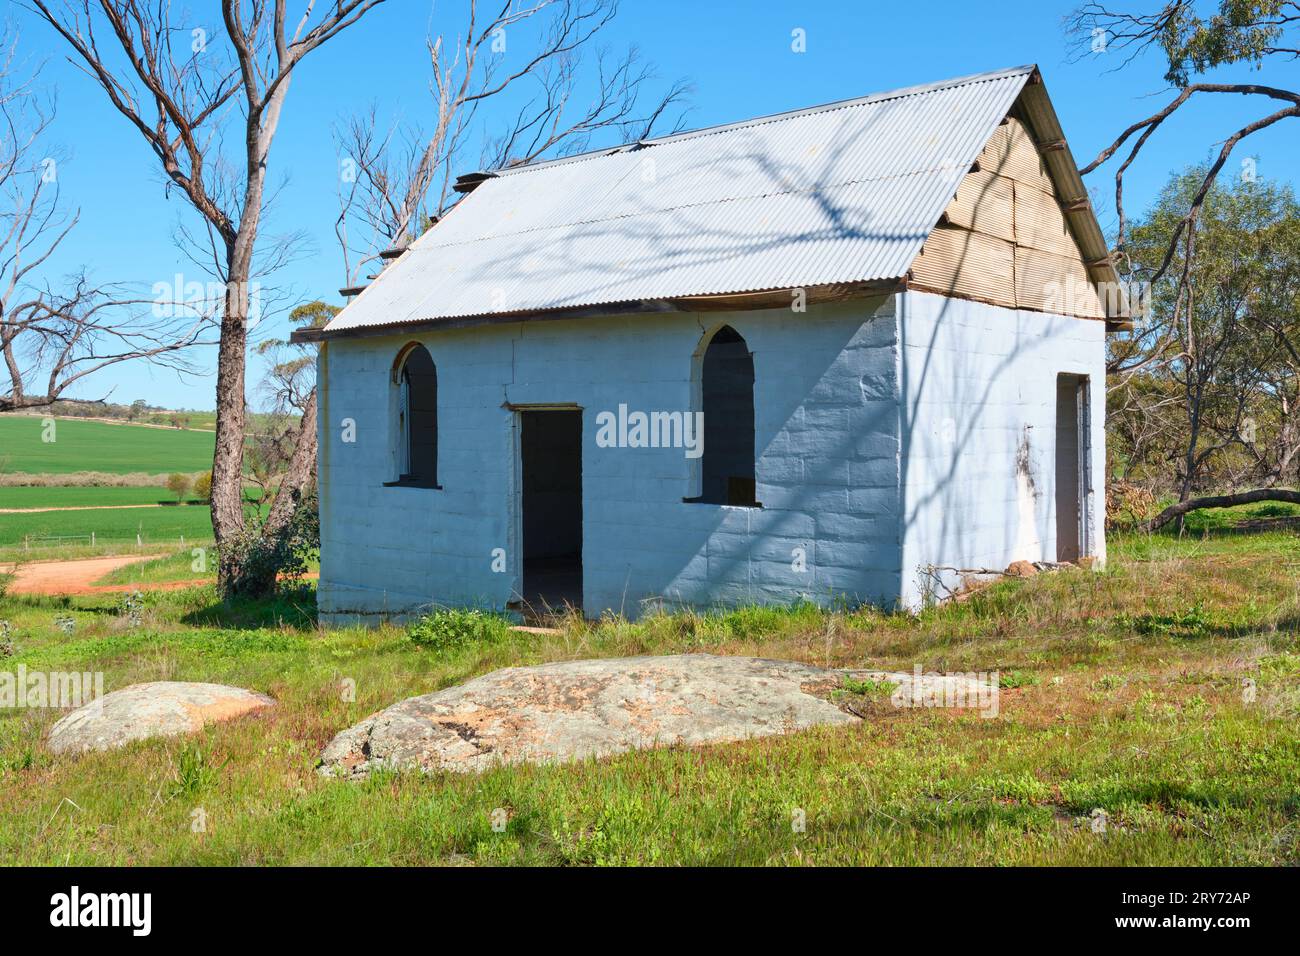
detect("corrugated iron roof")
[326,66,1046,333]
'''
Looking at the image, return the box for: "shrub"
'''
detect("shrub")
[165,472,191,503]
[408,608,513,650]
[193,471,213,502]
[217,492,319,599]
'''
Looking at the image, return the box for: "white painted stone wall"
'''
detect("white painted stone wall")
[896,290,1108,607]
[315,296,902,624]
[315,289,1107,623]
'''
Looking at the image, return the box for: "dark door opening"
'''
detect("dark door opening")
[1055,374,1089,562]
[520,409,582,613]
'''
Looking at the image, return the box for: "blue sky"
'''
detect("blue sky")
[14,0,1300,410]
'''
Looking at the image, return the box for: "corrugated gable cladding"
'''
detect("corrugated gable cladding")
[323,65,1116,334]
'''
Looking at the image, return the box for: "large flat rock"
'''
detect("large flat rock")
[319,654,994,777]
[48,681,275,754]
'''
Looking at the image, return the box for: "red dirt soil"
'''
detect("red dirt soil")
[1,554,318,596]
[2,554,171,595]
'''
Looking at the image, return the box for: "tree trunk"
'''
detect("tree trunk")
[212,273,249,591]
[266,388,318,528]
[1141,487,1300,532]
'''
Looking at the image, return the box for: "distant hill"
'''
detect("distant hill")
[8,399,217,430]
[0,415,215,475]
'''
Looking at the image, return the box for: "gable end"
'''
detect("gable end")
[908,105,1112,321]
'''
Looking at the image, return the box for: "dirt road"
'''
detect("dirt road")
[1,554,317,596]
[1,554,171,595]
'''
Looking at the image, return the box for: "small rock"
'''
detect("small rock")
[1006,560,1038,577]
[48,681,274,754]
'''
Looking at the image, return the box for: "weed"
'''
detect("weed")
[170,744,221,799]
[841,674,898,697]
[408,608,514,650]
[999,670,1041,689]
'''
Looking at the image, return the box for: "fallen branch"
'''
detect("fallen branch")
[1141,488,1300,532]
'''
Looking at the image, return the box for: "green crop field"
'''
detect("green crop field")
[0,503,216,549]
[0,486,197,509]
[0,416,214,475]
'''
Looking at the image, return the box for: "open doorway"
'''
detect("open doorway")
[1055,374,1091,562]
[520,409,582,613]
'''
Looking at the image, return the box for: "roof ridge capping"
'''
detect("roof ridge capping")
[474,64,1039,181]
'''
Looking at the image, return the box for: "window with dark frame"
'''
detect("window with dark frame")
[689,325,758,507]
[391,343,438,488]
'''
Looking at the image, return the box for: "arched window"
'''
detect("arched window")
[695,325,757,506]
[393,343,438,487]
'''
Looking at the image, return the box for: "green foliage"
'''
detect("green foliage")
[1111,169,1300,497]
[999,670,1041,689]
[407,607,514,650]
[1117,603,1214,639]
[288,300,340,330]
[840,674,898,697]
[118,590,145,628]
[218,493,319,599]
[170,744,220,799]
[193,471,213,502]
[1152,1,1296,86]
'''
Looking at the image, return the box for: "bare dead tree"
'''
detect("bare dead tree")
[29,0,386,594]
[333,0,689,286]
[0,28,205,414]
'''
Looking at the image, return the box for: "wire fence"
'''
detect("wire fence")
[18,532,199,552]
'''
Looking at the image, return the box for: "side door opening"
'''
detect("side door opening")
[519,408,583,613]
[1055,373,1091,562]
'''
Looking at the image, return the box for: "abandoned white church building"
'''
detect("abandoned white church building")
[299,65,1124,624]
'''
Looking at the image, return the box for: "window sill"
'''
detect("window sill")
[383,478,442,490]
[682,496,763,509]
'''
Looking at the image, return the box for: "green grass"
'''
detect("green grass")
[0,486,200,509]
[89,548,318,586]
[1179,500,1300,534]
[1,531,1297,865]
[92,550,216,586]
[0,415,214,475]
